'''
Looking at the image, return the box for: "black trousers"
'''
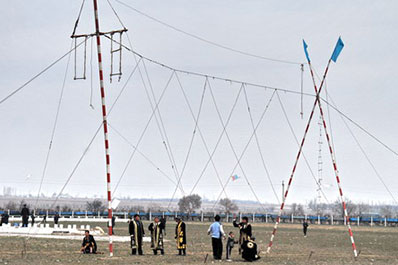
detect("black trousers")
[303,227,307,236]
[178,249,186,255]
[153,249,164,255]
[212,237,223,260]
[132,241,143,255]
[226,246,233,260]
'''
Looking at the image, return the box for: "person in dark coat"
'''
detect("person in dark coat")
[129,214,145,255]
[303,221,309,237]
[241,238,260,262]
[2,213,9,225]
[21,204,30,227]
[148,217,165,255]
[175,217,186,256]
[81,230,97,254]
[233,216,252,254]
[54,213,60,225]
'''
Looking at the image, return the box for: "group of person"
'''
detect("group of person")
[81,214,186,256]
[80,214,259,262]
[208,215,260,262]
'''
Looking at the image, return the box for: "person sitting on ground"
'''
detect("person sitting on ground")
[241,237,260,262]
[226,231,238,262]
[81,230,97,254]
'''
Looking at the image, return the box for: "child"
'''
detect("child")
[226,231,238,261]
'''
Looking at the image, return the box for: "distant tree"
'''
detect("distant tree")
[5,201,17,210]
[380,205,394,218]
[333,198,356,218]
[355,203,370,216]
[219,198,238,213]
[61,205,72,212]
[86,199,105,212]
[178,194,202,215]
[290,203,304,216]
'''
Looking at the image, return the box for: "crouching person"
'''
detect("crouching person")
[241,237,260,262]
[81,230,97,254]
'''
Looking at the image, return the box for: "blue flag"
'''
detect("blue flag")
[331,37,344,62]
[303,39,310,62]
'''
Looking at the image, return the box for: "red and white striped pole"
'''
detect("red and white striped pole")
[266,60,331,254]
[307,61,358,258]
[92,0,113,257]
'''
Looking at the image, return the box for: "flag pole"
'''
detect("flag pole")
[306,42,358,258]
[266,42,333,255]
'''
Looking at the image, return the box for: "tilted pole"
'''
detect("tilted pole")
[266,58,331,255]
[306,59,358,258]
[92,0,113,256]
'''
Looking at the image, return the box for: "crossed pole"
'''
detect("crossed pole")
[266,38,358,258]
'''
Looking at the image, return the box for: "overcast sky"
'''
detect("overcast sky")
[0,0,397,206]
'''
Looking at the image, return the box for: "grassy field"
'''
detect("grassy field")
[0,220,397,264]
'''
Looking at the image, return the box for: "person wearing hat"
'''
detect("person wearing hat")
[148,216,166,255]
[175,217,186,256]
[129,214,145,255]
[233,216,252,254]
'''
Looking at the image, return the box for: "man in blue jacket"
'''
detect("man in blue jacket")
[208,215,226,260]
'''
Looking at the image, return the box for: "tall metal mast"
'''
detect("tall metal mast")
[92,0,113,256]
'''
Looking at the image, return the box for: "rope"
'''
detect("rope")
[242,85,280,204]
[108,123,179,187]
[113,0,303,65]
[104,34,315,98]
[112,71,176,195]
[0,38,89,106]
[106,0,127,29]
[320,98,398,158]
[210,89,276,211]
[48,57,142,208]
[71,0,86,37]
[174,73,229,200]
[34,40,73,209]
[326,94,398,204]
[276,91,330,204]
[167,75,208,208]
[188,84,244,195]
[141,60,183,192]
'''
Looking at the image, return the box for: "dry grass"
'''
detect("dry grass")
[0,221,397,264]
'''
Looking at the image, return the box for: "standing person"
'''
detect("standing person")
[175,217,186,256]
[129,214,145,255]
[21,204,29,227]
[31,213,35,226]
[233,216,252,254]
[54,213,60,225]
[81,230,97,254]
[148,217,165,255]
[207,215,225,260]
[303,220,309,237]
[2,213,9,225]
[226,231,238,262]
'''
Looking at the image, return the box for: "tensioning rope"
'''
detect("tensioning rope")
[242,85,280,204]
[210,89,277,211]
[34,40,74,209]
[0,38,89,106]
[167,76,208,208]
[112,0,303,66]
